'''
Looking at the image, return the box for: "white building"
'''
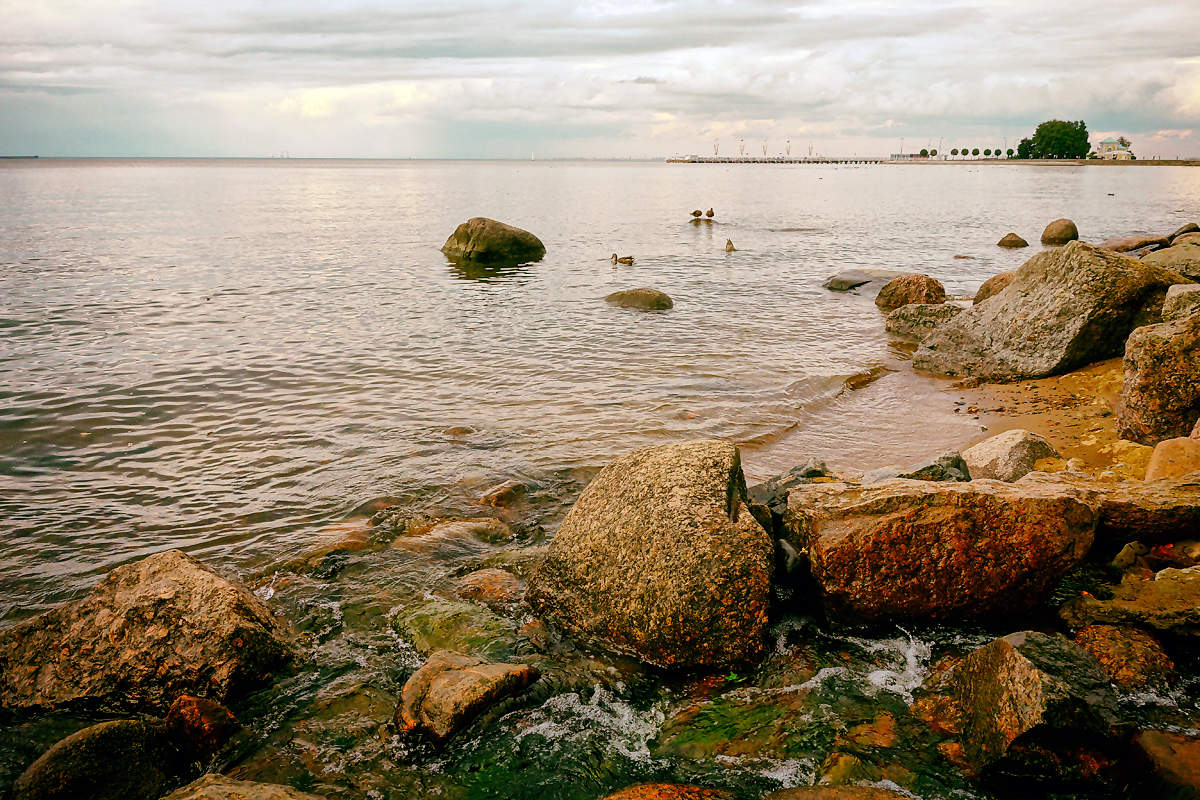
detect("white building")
[1097,137,1134,160]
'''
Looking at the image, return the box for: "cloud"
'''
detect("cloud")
[1,0,1198,157]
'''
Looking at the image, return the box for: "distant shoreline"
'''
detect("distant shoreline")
[886,158,1200,167]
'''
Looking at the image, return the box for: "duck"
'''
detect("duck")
[705,208,714,218]
[691,210,703,218]
[611,253,634,265]
[725,239,736,252]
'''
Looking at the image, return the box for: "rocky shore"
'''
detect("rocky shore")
[2,215,1199,800]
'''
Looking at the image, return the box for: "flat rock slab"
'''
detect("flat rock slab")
[527,440,773,669]
[1061,567,1200,638]
[163,775,324,800]
[0,550,297,714]
[914,242,1185,381]
[396,649,538,742]
[782,478,1096,622]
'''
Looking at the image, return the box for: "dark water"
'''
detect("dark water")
[2,159,1199,799]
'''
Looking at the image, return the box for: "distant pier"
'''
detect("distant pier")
[666,155,884,164]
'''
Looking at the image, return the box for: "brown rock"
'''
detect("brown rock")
[973,271,1016,304]
[1173,232,1200,248]
[1143,242,1200,280]
[1194,417,1200,439]
[601,786,733,800]
[164,695,240,763]
[605,288,674,310]
[1170,222,1200,242]
[764,789,909,800]
[1041,218,1079,245]
[997,233,1028,248]
[0,550,297,714]
[874,274,946,312]
[396,650,539,742]
[1134,730,1200,798]
[782,478,1096,622]
[1072,624,1174,690]
[883,303,962,341]
[1061,567,1200,638]
[1146,437,1200,481]
[1100,235,1170,253]
[163,775,324,800]
[478,479,526,508]
[527,440,773,669]
[456,568,525,606]
[391,517,515,557]
[440,217,545,264]
[1117,312,1200,445]
[1164,284,1200,322]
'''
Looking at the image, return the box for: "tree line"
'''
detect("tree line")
[918,120,1093,160]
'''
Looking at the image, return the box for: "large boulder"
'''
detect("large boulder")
[0,550,297,714]
[873,274,946,312]
[600,785,734,800]
[605,288,674,310]
[961,429,1058,481]
[163,775,324,800]
[925,632,1119,776]
[1163,284,1200,321]
[781,478,1096,622]
[440,217,546,264]
[1143,242,1200,280]
[913,242,1186,380]
[1117,311,1200,444]
[973,271,1015,305]
[1041,218,1079,245]
[997,233,1028,248]
[526,440,774,669]
[883,303,962,341]
[1145,437,1200,481]
[1061,567,1200,638]
[1072,624,1174,691]
[395,650,539,742]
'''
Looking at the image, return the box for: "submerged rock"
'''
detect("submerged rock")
[163,775,324,800]
[1143,242,1200,280]
[604,288,674,310]
[390,598,520,661]
[1117,311,1200,445]
[873,274,946,312]
[396,650,539,742]
[973,271,1016,305]
[1072,624,1174,691]
[1134,730,1200,798]
[0,550,297,714]
[782,478,1095,622]
[441,217,545,264]
[961,429,1058,482]
[997,232,1028,248]
[527,440,773,669]
[1041,218,1079,245]
[913,242,1185,381]
[884,303,962,341]
[456,567,525,607]
[1060,567,1200,638]
[1145,437,1200,481]
[822,269,903,292]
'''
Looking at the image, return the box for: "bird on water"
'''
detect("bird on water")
[611,253,634,265]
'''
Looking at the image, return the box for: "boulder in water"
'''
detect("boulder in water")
[997,232,1028,248]
[973,270,1015,305]
[0,550,297,714]
[913,242,1185,381]
[441,217,546,264]
[961,429,1058,481]
[163,775,324,800]
[605,288,674,310]
[873,274,946,312]
[527,440,774,669]
[1041,218,1079,245]
[1116,310,1200,444]
[884,303,963,341]
[822,269,903,292]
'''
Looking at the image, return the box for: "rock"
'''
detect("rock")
[1164,284,1200,322]
[1146,437,1200,481]
[600,786,734,800]
[395,650,539,742]
[1194,418,1200,439]
[440,217,545,264]
[1117,311,1200,444]
[961,429,1059,482]
[822,269,903,292]
[1101,234,1170,253]
[456,568,525,606]
[163,775,324,800]
[1143,242,1200,280]
[782,478,1096,622]
[883,303,963,341]
[1041,218,1079,245]
[747,458,831,518]
[913,242,1186,381]
[11,720,180,800]
[1174,232,1200,248]
[1072,624,1174,690]
[939,631,1119,775]
[973,271,1016,305]
[1134,730,1200,798]
[1170,222,1200,242]
[604,288,674,311]
[873,274,946,312]
[390,599,520,661]
[478,479,526,508]
[898,451,971,481]
[764,790,909,800]
[0,550,297,714]
[527,440,773,669]
[1061,567,1200,638]
[164,695,240,763]
[390,516,515,558]
[725,239,736,252]
[997,232,1028,248]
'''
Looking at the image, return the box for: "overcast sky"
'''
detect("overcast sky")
[2,0,1199,159]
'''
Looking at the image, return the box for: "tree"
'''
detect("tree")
[1029,120,1089,159]
[951,148,959,156]
[920,148,929,157]
[1007,148,1015,157]
[1017,138,1033,159]
[984,148,992,156]
[930,149,938,156]
[972,148,980,156]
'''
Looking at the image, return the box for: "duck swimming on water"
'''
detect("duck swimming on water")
[705,208,714,217]
[691,210,703,218]
[611,253,634,265]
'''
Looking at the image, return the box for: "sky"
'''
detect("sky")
[2,0,1199,159]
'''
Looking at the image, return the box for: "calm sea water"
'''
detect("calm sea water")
[2,159,1199,618]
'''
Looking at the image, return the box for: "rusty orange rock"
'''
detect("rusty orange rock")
[600,785,734,800]
[1072,625,1174,691]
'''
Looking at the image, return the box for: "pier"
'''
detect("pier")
[665,155,884,164]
